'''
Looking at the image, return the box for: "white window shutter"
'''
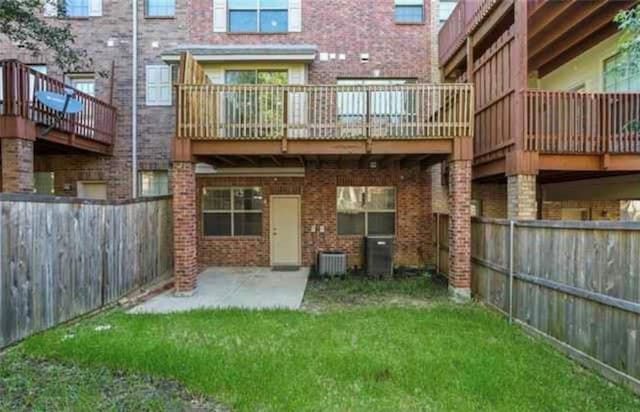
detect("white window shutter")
[213,0,227,32]
[288,0,302,32]
[43,0,58,17]
[89,0,103,16]
[146,66,159,105]
[208,68,225,85]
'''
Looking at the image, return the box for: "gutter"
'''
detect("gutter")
[132,0,138,198]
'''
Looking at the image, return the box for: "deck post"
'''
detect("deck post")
[448,138,473,301]
[172,160,198,295]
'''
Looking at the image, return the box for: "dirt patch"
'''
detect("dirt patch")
[0,351,229,412]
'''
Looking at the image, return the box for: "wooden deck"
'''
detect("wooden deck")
[0,60,117,154]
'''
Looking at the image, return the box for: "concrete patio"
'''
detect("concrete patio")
[129,267,310,314]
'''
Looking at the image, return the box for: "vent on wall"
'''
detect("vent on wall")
[360,53,369,63]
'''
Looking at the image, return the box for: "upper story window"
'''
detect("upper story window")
[214,0,301,33]
[229,0,288,33]
[604,53,640,92]
[43,0,102,17]
[439,0,457,26]
[146,0,175,17]
[66,73,96,96]
[395,0,424,24]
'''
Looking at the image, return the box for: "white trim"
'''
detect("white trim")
[196,166,305,177]
[89,0,103,16]
[288,0,302,32]
[161,54,316,62]
[270,195,302,267]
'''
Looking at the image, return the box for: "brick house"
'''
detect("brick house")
[1,1,475,299]
[439,0,640,222]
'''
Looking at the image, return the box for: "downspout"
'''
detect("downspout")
[132,0,138,198]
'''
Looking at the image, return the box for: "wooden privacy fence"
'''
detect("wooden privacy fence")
[176,83,474,140]
[0,195,173,349]
[435,214,640,393]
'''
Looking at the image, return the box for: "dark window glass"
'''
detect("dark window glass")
[337,213,366,235]
[367,212,395,235]
[260,10,288,32]
[233,188,262,210]
[204,213,232,236]
[395,6,423,23]
[203,189,231,210]
[234,213,262,236]
[229,10,258,32]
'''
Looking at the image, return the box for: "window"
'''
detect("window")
[139,171,169,197]
[336,79,416,135]
[225,70,288,85]
[60,0,102,17]
[202,187,263,236]
[604,53,640,92]
[438,0,457,25]
[337,187,396,236]
[66,73,95,96]
[146,65,172,106]
[34,172,55,195]
[77,181,107,200]
[228,0,288,33]
[395,0,424,24]
[146,0,175,17]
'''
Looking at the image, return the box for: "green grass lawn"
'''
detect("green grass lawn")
[5,276,640,411]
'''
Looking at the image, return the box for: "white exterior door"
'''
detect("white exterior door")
[270,195,301,267]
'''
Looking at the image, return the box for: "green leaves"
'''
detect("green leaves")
[0,0,91,72]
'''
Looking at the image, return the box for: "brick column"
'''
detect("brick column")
[172,161,198,295]
[448,159,472,302]
[507,175,537,220]
[1,138,34,193]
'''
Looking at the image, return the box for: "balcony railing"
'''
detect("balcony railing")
[438,0,487,65]
[524,90,640,154]
[0,60,117,146]
[176,83,474,140]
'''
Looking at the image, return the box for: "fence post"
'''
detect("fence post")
[509,220,515,324]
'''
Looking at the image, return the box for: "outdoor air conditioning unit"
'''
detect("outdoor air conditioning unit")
[317,251,347,277]
[365,236,394,278]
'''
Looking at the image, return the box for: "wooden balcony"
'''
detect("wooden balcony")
[524,90,640,154]
[438,0,489,67]
[0,60,116,154]
[176,83,473,142]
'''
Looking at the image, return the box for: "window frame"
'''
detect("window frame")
[64,0,90,17]
[145,0,176,18]
[65,72,96,96]
[603,52,640,92]
[394,0,425,25]
[337,186,397,236]
[138,170,170,197]
[202,186,264,237]
[228,0,289,33]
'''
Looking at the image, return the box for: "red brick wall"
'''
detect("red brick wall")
[447,160,472,292]
[172,162,198,293]
[188,0,434,83]
[1,138,34,193]
[196,166,433,269]
[472,181,508,218]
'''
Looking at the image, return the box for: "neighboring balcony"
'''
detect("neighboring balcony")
[176,83,474,144]
[524,90,640,154]
[0,60,117,154]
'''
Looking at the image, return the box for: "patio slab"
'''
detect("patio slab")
[129,267,310,314]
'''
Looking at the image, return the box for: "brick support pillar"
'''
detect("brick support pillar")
[1,138,34,193]
[507,174,537,220]
[448,159,472,302]
[172,161,198,295]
